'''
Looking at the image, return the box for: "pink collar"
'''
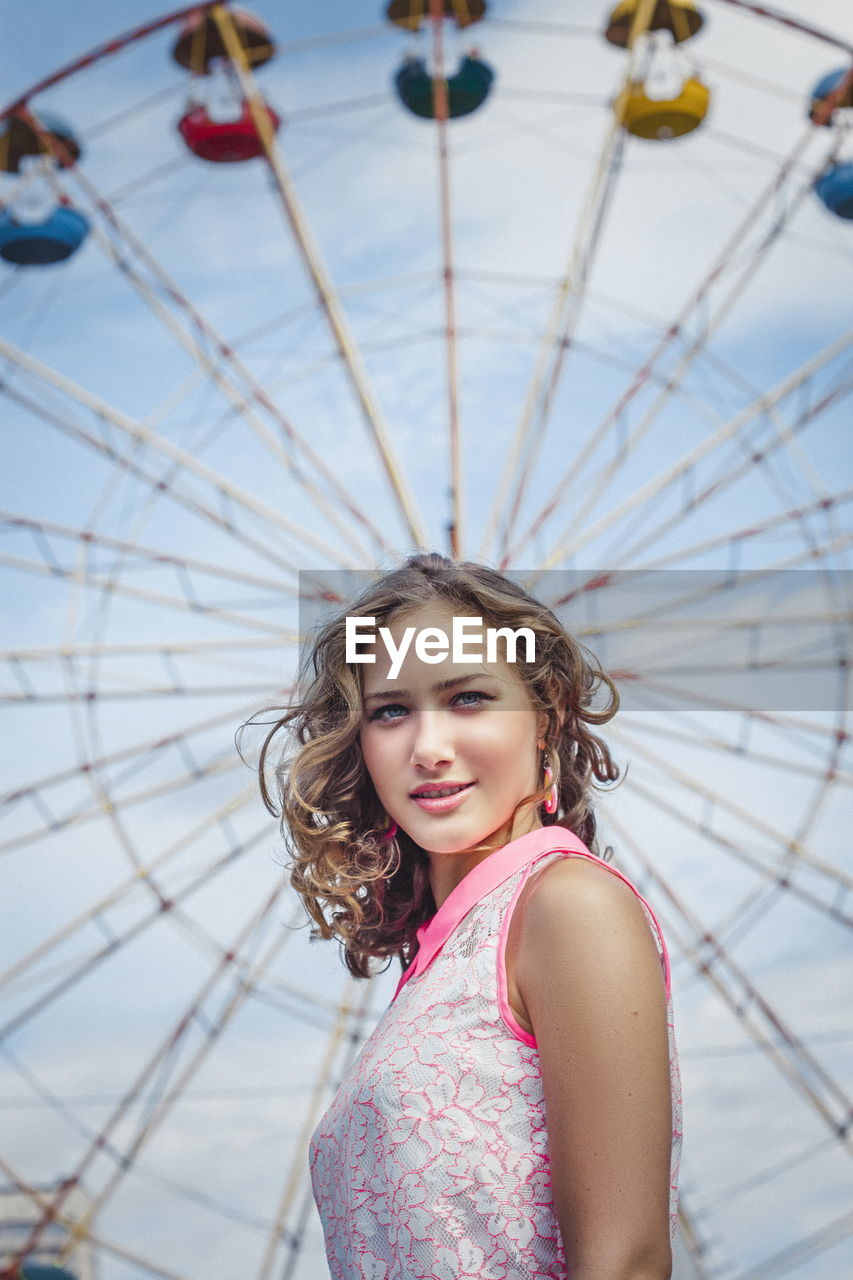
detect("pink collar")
[393,824,592,1001]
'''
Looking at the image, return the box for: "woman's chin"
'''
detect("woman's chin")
[400,817,482,856]
[407,820,512,859]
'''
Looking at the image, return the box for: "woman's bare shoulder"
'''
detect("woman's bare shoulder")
[521,852,644,920]
[514,854,664,995]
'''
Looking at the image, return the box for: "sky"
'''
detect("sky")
[1,2,852,1278]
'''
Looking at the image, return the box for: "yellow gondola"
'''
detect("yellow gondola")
[614,75,710,139]
[604,0,704,48]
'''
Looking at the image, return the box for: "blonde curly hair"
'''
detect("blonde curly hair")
[251,553,620,979]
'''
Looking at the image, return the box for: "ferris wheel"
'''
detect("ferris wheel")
[1,1,852,1277]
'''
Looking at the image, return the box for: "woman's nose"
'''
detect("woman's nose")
[410,710,455,770]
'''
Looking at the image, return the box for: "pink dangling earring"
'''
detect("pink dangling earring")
[381,816,398,840]
[543,756,558,815]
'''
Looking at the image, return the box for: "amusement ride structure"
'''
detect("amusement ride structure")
[1,1,852,1277]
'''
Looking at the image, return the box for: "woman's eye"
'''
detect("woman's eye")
[452,690,494,708]
[368,703,407,723]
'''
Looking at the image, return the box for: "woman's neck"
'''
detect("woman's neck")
[427,810,544,909]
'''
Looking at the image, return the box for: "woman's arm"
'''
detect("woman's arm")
[514,857,674,1280]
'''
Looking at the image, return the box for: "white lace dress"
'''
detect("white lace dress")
[309,825,683,1280]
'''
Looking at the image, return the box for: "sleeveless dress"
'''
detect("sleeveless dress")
[309,825,683,1280]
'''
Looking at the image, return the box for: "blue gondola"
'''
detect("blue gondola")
[814,161,853,220]
[19,1265,79,1280]
[808,67,853,125]
[0,205,90,265]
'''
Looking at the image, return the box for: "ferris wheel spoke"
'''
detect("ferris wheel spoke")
[533,330,853,569]
[7,648,285,705]
[88,79,186,143]
[1,750,242,861]
[0,776,273,987]
[611,670,850,739]
[0,799,271,1034]
[709,0,853,55]
[734,1208,853,1280]
[489,18,599,38]
[1,698,262,836]
[0,340,359,570]
[34,157,392,565]
[84,1226,227,1280]
[614,714,853,790]
[1,642,286,730]
[704,122,812,172]
[594,350,853,570]
[625,487,853,572]
[559,563,851,703]
[501,119,837,566]
[212,5,429,551]
[532,530,853,649]
[4,481,295,592]
[613,602,850,671]
[289,103,403,186]
[254,976,371,1280]
[0,382,314,582]
[1,636,288,661]
[694,1130,840,1217]
[238,982,361,1035]
[0,529,302,640]
[540,558,845,660]
[277,1181,324,1280]
[598,372,853,570]
[285,93,390,127]
[12,878,294,1263]
[453,280,779,434]
[73,896,298,1250]
[272,25,391,58]
[628,353,850,570]
[532,253,847,576]
[265,988,391,1280]
[609,739,853,932]
[673,1192,715,1280]
[1,682,284,705]
[0,15,395,126]
[0,1152,197,1280]
[0,560,285,650]
[609,815,853,1154]
[615,715,847,876]
[612,654,847,702]
[480,104,627,563]
[615,717,846,952]
[701,53,806,107]
[426,4,464,558]
[0,6,209,118]
[0,1039,297,1244]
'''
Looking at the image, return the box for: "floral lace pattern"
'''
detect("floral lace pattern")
[310,846,683,1280]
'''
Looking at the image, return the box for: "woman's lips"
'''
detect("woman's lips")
[409,782,475,813]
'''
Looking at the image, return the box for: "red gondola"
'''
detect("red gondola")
[177,100,280,163]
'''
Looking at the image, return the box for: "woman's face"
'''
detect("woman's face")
[359,602,548,859]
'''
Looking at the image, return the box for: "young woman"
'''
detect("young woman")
[256,552,683,1280]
